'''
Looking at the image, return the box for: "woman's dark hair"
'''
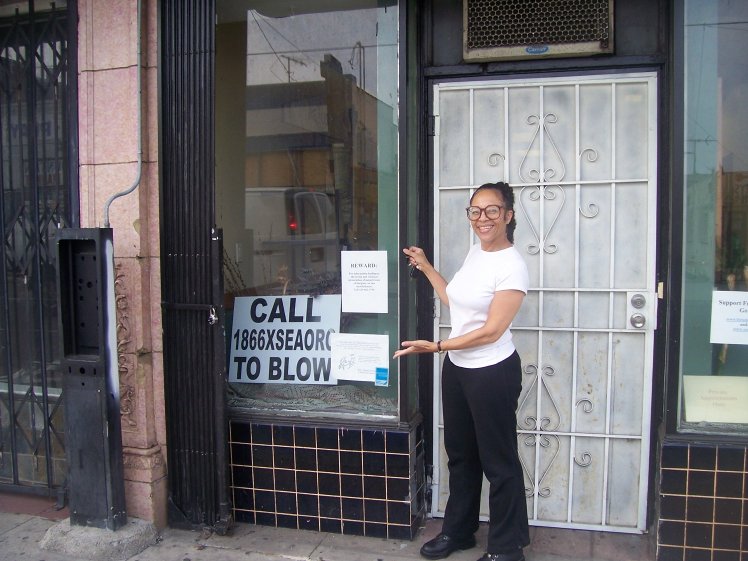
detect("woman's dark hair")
[470,181,517,243]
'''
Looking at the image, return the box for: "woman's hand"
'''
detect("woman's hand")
[402,245,450,305]
[403,246,431,273]
[393,339,437,358]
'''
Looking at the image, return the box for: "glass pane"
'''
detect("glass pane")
[216,1,399,419]
[578,292,610,329]
[576,332,609,434]
[578,84,612,182]
[614,182,648,288]
[578,184,611,288]
[438,90,470,187]
[680,1,748,432]
[541,185,575,289]
[614,83,648,180]
[0,1,65,18]
[534,434,570,522]
[438,188,472,324]
[473,88,506,185]
[571,436,604,525]
[541,331,573,433]
[607,439,640,526]
[508,87,540,185]
[611,333,644,435]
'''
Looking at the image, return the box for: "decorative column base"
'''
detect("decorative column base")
[122,445,168,529]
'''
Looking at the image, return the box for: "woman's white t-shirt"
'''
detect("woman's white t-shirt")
[445,244,529,368]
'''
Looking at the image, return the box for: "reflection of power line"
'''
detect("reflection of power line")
[348,41,365,89]
[250,43,389,55]
[686,21,748,27]
[254,13,309,58]
[687,125,748,173]
[250,10,298,82]
[280,55,307,82]
[686,135,717,173]
[249,10,318,81]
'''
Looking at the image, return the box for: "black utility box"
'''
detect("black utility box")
[56,228,126,530]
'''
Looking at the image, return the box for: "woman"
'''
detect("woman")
[395,181,530,561]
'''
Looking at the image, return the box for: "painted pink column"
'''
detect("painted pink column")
[77,0,167,528]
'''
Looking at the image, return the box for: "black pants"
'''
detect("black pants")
[440,352,530,554]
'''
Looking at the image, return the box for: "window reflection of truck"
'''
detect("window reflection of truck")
[245,188,339,292]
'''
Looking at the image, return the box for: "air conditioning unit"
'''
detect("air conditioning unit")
[463,0,614,62]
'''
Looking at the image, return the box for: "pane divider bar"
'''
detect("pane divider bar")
[568,83,582,525]
[601,82,618,527]
[518,430,643,440]
[437,178,647,190]
[533,86,546,521]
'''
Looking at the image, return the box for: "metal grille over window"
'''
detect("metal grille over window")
[0,1,71,494]
[463,0,613,61]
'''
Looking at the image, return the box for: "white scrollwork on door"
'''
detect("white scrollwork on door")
[575,398,594,413]
[519,363,562,432]
[518,113,565,184]
[572,399,595,467]
[577,147,599,168]
[515,114,604,253]
[516,113,567,254]
[578,148,601,218]
[487,152,505,167]
[579,202,600,218]
[518,363,563,498]
[522,433,560,498]
[574,451,593,468]
[487,152,506,182]
[518,185,566,255]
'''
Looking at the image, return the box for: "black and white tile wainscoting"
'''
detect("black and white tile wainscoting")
[229,420,426,540]
[658,441,747,560]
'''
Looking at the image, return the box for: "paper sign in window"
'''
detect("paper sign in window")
[341,251,388,313]
[683,375,748,424]
[709,291,748,345]
[330,333,389,384]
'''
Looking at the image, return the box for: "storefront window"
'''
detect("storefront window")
[215,1,399,420]
[680,0,748,431]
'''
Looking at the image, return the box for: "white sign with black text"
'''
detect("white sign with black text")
[709,290,748,345]
[330,333,390,385]
[228,295,341,384]
[341,250,388,313]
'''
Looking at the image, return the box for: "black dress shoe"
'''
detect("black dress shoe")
[420,533,477,559]
[476,550,526,561]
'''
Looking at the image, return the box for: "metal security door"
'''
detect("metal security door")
[0,4,73,494]
[160,0,230,531]
[431,74,657,533]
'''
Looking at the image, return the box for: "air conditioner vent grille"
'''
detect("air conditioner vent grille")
[464,0,613,60]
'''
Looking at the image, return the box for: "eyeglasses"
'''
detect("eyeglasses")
[465,205,504,221]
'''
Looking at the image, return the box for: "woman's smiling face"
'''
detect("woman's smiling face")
[468,188,513,251]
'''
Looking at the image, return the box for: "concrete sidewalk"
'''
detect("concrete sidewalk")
[0,493,655,561]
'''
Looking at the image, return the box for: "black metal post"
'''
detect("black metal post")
[56,228,126,530]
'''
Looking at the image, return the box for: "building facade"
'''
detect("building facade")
[0,0,746,559]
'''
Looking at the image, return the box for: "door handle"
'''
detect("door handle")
[630,313,646,328]
[627,292,652,330]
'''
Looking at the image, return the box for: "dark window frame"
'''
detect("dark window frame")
[665,0,748,443]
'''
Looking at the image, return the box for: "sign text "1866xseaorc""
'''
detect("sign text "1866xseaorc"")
[228,295,341,385]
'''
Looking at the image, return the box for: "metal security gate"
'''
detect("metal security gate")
[160,0,230,531]
[431,74,657,532]
[0,3,74,495]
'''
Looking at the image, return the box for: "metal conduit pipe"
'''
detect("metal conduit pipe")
[103,0,143,227]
